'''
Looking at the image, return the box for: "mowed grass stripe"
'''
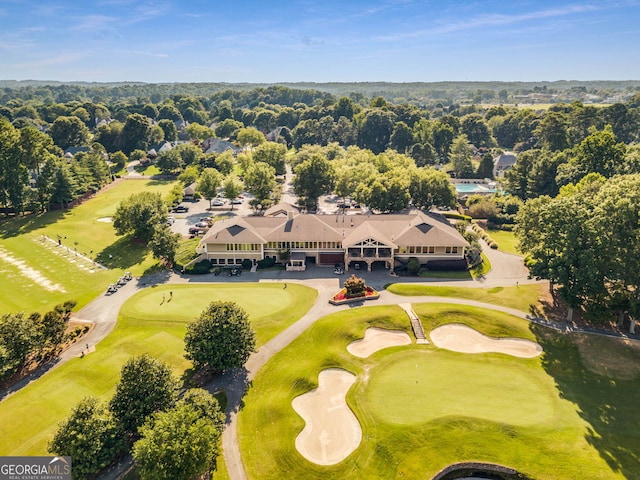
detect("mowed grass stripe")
[0,179,176,315]
[0,283,317,455]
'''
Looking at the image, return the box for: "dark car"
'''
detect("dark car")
[173,205,189,213]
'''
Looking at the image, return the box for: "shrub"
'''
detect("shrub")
[490,242,499,249]
[185,259,212,274]
[442,212,472,221]
[407,257,421,275]
[344,274,367,297]
[241,259,252,269]
[257,257,276,269]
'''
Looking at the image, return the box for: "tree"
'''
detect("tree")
[156,149,183,174]
[215,118,243,139]
[244,161,276,209]
[252,142,287,175]
[109,354,178,438]
[293,153,335,211]
[409,168,456,210]
[185,301,256,372]
[237,127,265,148]
[49,397,125,480]
[132,389,225,480]
[449,134,474,178]
[534,111,569,151]
[149,225,180,267]
[476,152,494,179]
[222,175,243,210]
[185,123,213,142]
[461,113,494,147]
[48,116,90,150]
[556,127,626,186]
[157,119,178,142]
[113,191,167,243]
[197,168,223,208]
[109,151,127,172]
[389,121,415,153]
[121,114,152,154]
[357,109,397,154]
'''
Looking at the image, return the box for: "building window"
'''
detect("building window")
[211,259,218,264]
[445,246,459,254]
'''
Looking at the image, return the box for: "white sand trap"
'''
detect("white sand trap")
[292,368,362,465]
[430,324,542,358]
[97,217,112,222]
[347,327,412,358]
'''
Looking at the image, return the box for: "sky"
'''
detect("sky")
[1,0,640,83]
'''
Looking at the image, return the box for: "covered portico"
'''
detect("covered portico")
[343,223,396,272]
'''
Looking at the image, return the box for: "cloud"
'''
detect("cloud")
[128,50,169,58]
[69,14,117,32]
[376,3,603,41]
[302,36,325,46]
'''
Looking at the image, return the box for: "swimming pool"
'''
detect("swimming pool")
[454,183,497,194]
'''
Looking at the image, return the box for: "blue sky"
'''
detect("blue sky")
[1,0,639,83]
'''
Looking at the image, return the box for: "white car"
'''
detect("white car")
[166,216,175,225]
[231,198,243,204]
[211,199,225,206]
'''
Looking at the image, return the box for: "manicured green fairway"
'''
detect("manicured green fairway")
[365,350,556,426]
[0,179,176,315]
[386,283,544,314]
[238,303,636,480]
[0,283,316,455]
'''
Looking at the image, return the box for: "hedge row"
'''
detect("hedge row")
[471,224,499,249]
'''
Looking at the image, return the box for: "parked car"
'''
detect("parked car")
[188,227,205,235]
[211,199,225,206]
[231,198,243,204]
[167,216,175,225]
[194,221,210,228]
[173,205,189,213]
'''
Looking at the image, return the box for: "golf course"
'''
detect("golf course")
[1,179,640,480]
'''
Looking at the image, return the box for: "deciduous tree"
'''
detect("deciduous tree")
[109,354,178,438]
[184,301,256,373]
[113,191,167,243]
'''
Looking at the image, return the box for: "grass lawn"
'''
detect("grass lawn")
[0,179,176,314]
[488,229,521,256]
[0,283,317,456]
[238,303,637,479]
[417,253,491,280]
[385,283,545,314]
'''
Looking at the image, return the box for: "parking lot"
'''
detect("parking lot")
[170,195,255,237]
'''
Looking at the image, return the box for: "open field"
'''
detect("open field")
[0,179,175,314]
[0,283,316,455]
[238,303,638,479]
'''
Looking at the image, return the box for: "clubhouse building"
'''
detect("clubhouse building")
[196,203,468,273]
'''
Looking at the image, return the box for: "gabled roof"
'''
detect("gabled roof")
[200,217,266,245]
[343,222,397,248]
[264,201,300,217]
[200,209,468,248]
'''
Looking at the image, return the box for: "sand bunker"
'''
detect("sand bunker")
[347,327,412,358]
[97,217,112,223]
[292,368,362,465]
[430,324,542,358]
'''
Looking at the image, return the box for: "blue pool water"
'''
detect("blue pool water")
[454,184,497,194]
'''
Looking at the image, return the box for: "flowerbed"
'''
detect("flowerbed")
[329,286,380,305]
